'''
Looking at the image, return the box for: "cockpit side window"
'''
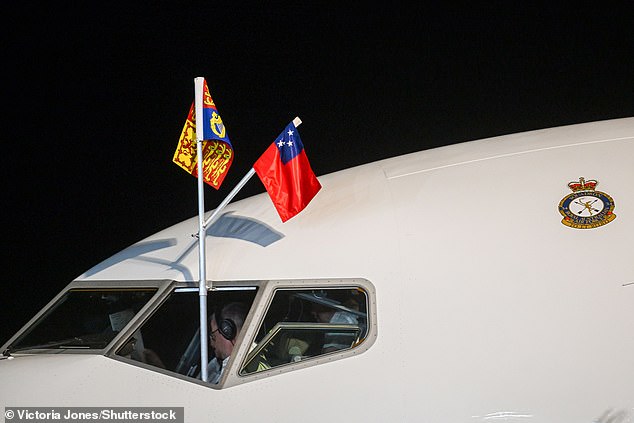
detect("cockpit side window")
[240,287,368,375]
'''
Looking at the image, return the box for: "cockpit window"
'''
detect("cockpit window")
[117,287,257,379]
[241,287,368,375]
[9,288,157,352]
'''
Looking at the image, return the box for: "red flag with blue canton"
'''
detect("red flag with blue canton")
[173,79,233,189]
[253,121,322,222]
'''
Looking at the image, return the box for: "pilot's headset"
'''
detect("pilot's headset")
[215,309,238,342]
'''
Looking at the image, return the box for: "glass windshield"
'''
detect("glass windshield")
[9,288,157,352]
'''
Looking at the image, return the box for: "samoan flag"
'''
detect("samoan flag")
[172,79,234,189]
[253,120,322,222]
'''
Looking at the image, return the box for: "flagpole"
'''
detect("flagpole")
[194,77,210,383]
[194,114,302,383]
[202,168,255,229]
[202,117,302,230]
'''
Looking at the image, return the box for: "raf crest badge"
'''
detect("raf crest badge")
[558,177,616,229]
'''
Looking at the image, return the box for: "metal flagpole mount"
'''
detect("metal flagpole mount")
[194,77,209,383]
[202,116,302,230]
[196,115,302,383]
[203,168,255,229]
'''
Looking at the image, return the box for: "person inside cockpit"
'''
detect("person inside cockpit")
[205,302,248,384]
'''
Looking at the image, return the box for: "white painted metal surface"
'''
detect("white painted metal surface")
[2,118,633,422]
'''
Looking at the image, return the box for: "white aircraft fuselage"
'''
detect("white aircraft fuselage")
[1,118,633,422]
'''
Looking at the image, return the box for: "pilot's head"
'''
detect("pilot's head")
[210,302,247,361]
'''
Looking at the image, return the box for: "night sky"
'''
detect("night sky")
[2,4,633,343]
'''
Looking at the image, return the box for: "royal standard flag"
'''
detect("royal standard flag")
[173,79,233,189]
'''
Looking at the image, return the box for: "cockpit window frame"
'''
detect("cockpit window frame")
[106,279,269,387]
[2,280,172,356]
[110,278,377,389]
[225,278,377,388]
[3,278,377,390]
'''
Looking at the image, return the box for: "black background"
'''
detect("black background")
[3,3,633,343]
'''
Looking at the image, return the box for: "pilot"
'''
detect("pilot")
[140,302,256,381]
[205,302,248,384]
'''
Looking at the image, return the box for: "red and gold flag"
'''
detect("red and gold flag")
[173,80,233,189]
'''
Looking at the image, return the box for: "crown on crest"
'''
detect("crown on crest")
[568,177,598,192]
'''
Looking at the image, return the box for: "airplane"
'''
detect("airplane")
[1,117,632,422]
